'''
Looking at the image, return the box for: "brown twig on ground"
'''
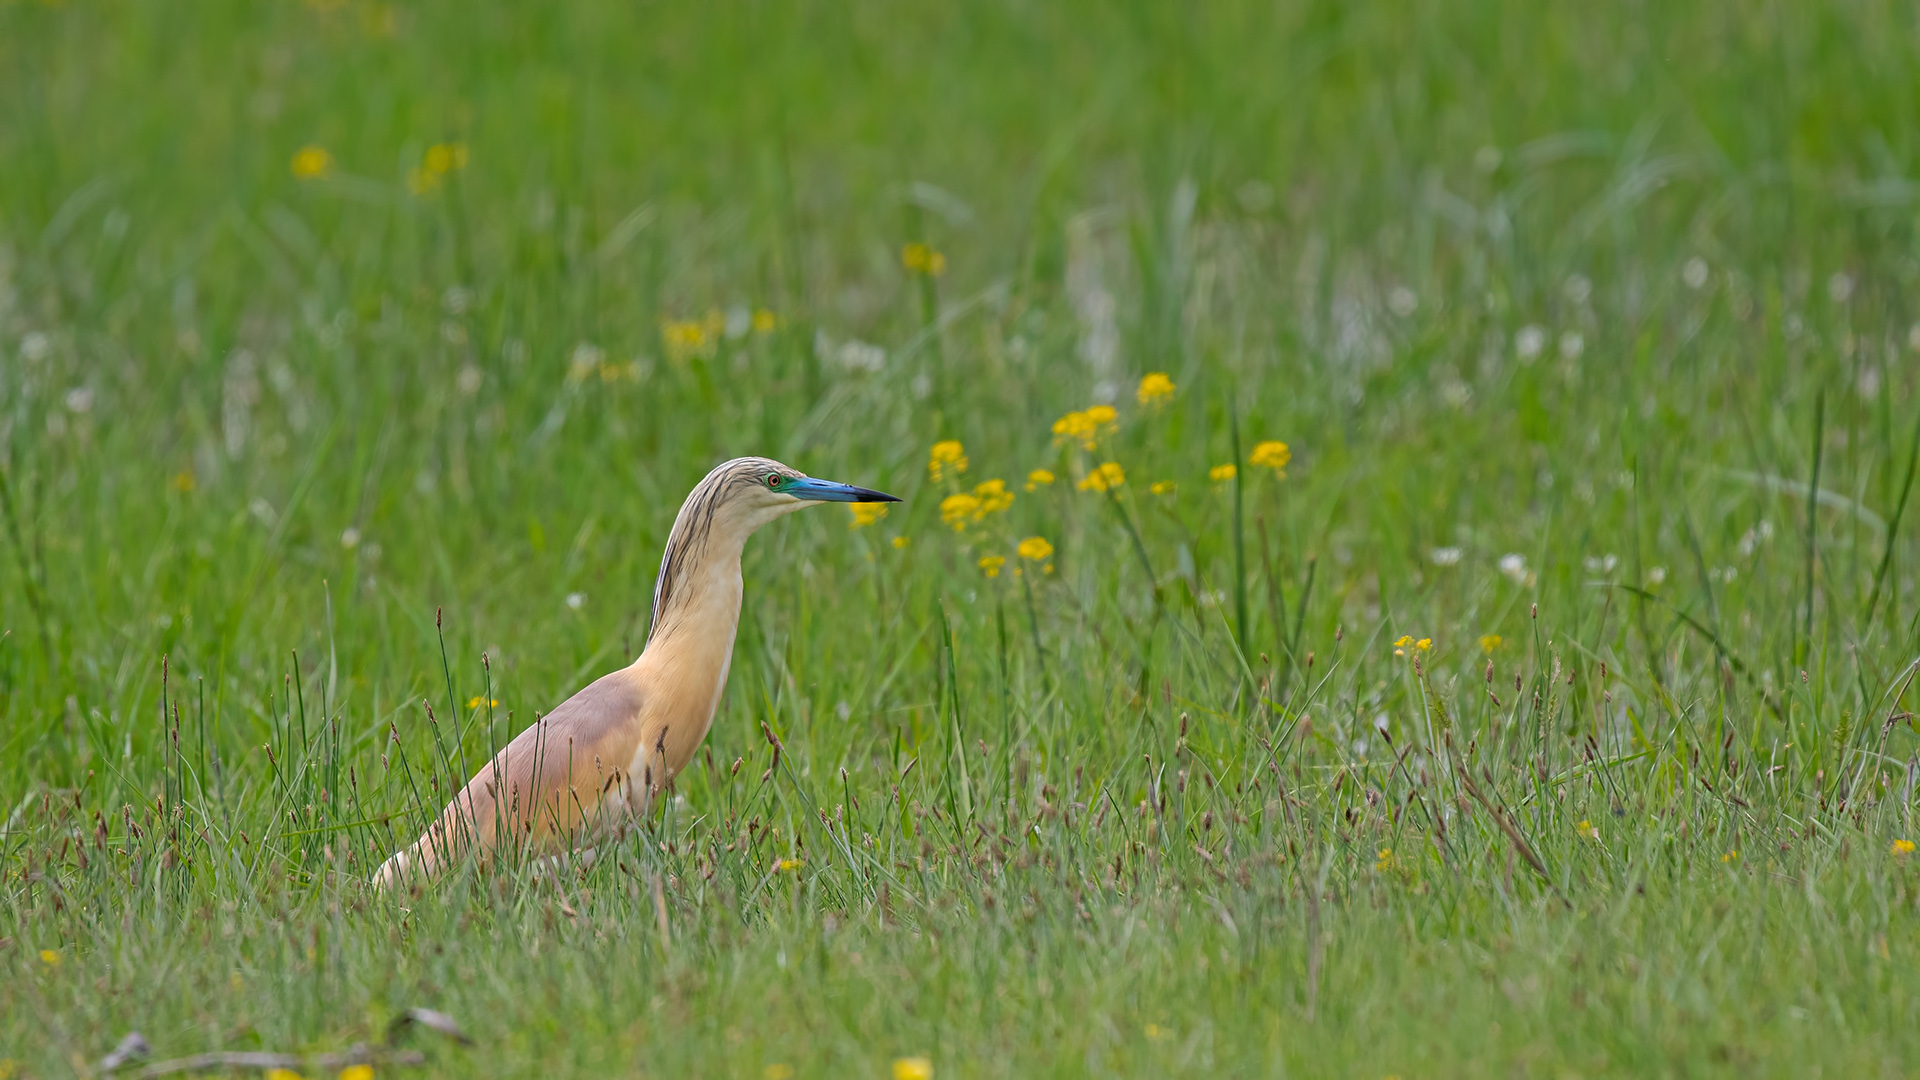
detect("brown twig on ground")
[100,1041,425,1077]
[99,1007,470,1076]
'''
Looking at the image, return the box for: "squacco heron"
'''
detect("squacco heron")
[374,456,898,888]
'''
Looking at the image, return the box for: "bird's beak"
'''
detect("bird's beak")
[784,477,901,503]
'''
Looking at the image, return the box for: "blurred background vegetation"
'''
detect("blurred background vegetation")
[4,0,1920,1075]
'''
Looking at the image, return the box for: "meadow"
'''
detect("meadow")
[4,0,1920,1075]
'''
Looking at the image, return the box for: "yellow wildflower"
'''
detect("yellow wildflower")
[39,949,59,968]
[1393,635,1414,648]
[339,1067,375,1080]
[1017,536,1054,561]
[752,309,778,334]
[407,142,468,196]
[423,142,468,175]
[1208,463,1236,483]
[1150,480,1175,495]
[776,858,804,872]
[661,320,712,363]
[1077,461,1125,493]
[940,493,982,531]
[978,555,1006,579]
[170,470,196,493]
[1249,440,1291,476]
[1025,468,1055,492]
[901,244,946,276]
[893,1058,934,1080]
[1895,839,1915,856]
[1480,634,1502,654]
[1416,638,1432,651]
[1136,372,1175,405]
[1052,406,1117,450]
[928,440,968,483]
[892,536,909,549]
[290,145,333,179]
[1375,848,1395,872]
[1577,820,1599,841]
[1722,850,1738,863]
[764,1067,795,1080]
[265,1071,303,1080]
[466,696,498,710]
[849,503,889,529]
[972,478,1014,515]
[1052,411,1094,448]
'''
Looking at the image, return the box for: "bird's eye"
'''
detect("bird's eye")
[766,474,783,488]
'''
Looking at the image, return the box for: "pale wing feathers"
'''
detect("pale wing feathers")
[374,668,648,887]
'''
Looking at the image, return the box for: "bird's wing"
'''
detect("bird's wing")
[416,667,649,867]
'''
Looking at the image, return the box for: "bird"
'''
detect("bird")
[374,456,898,888]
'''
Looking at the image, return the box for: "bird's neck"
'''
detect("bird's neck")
[645,528,747,652]
[633,533,747,753]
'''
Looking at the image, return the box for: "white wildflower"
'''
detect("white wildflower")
[1515,325,1546,361]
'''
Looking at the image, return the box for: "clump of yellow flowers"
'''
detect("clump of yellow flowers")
[973,478,1014,514]
[1136,371,1175,406]
[1077,461,1125,493]
[848,502,889,529]
[1025,468,1055,492]
[661,309,728,364]
[1249,440,1291,476]
[940,492,979,530]
[1052,405,1118,450]
[977,554,1006,578]
[900,242,947,277]
[1392,635,1432,657]
[940,478,1014,531]
[1017,536,1053,561]
[407,141,469,195]
[928,440,968,483]
[1208,463,1236,483]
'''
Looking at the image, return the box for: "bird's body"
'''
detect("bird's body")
[374,456,895,888]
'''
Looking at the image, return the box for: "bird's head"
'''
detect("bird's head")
[701,456,901,534]
[648,456,902,644]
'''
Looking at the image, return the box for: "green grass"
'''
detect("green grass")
[5,0,1920,1075]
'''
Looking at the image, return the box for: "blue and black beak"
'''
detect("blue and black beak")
[785,477,902,503]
